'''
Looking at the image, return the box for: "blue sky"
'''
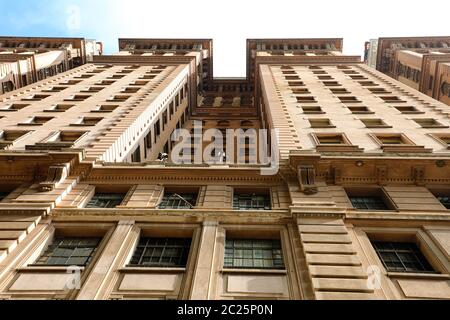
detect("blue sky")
[1,0,449,77]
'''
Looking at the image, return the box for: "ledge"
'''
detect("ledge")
[221,268,287,275]
[119,267,186,273]
[18,265,85,272]
[387,272,450,280]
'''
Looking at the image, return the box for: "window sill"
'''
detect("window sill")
[119,267,186,273]
[19,265,85,272]
[221,269,287,275]
[387,272,450,280]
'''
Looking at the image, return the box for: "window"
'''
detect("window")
[348,106,374,114]
[107,95,131,102]
[309,118,335,128]
[21,94,50,101]
[91,105,119,113]
[121,87,140,94]
[296,96,317,103]
[224,239,284,269]
[368,88,391,94]
[380,96,406,103]
[159,191,198,209]
[431,134,450,149]
[96,80,116,86]
[372,242,435,273]
[441,82,450,96]
[315,133,348,145]
[322,81,341,87]
[358,81,378,87]
[360,119,391,128]
[86,193,126,208]
[302,106,324,114]
[0,103,30,111]
[34,237,101,267]
[71,117,103,126]
[42,86,68,93]
[330,88,350,94]
[339,96,361,103]
[350,196,389,210]
[131,146,141,163]
[44,104,74,112]
[292,88,310,94]
[0,130,30,148]
[233,192,271,210]
[288,81,305,87]
[64,95,91,102]
[0,192,10,201]
[19,116,54,126]
[128,238,191,267]
[373,133,411,145]
[437,196,450,209]
[394,106,423,114]
[80,86,105,93]
[413,118,448,128]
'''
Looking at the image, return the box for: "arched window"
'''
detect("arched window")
[217,120,230,127]
[441,82,450,96]
[240,120,254,127]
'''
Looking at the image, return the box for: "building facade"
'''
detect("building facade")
[366,36,450,106]
[0,37,449,300]
[0,36,103,95]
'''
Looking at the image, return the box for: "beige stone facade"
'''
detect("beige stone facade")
[366,36,450,106]
[0,37,449,300]
[0,37,103,95]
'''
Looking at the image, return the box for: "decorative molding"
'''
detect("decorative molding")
[38,164,69,192]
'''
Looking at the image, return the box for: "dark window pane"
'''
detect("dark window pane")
[350,196,388,210]
[86,193,126,208]
[233,194,271,210]
[437,196,450,209]
[224,239,284,269]
[158,193,197,209]
[35,237,101,266]
[129,237,191,268]
[372,241,435,273]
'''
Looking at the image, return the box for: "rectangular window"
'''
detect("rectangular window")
[437,196,450,209]
[374,134,410,145]
[86,193,126,208]
[91,105,119,113]
[131,146,141,163]
[316,133,348,145]
[372,242,435,273]
[0,103,30,111]
[34,237,101,267]
[19,116,54,126]
[349,196,389,210]
[71,117,103,126]
[413,119,448,128]
[348,106,374,114]
[360,119,391,128]
[394,106,423,114]
[45,104,75,112]
[302,106,324,114]
[224,239,284,269]
[339,96,361,103]
[159,192,198,209]
[128,237,191,267]
[309,118,335,128]
[0,192,10,201]
[379,96,406,103]
[233,192,271,210]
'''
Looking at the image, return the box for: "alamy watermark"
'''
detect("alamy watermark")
[168,121,280,175]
